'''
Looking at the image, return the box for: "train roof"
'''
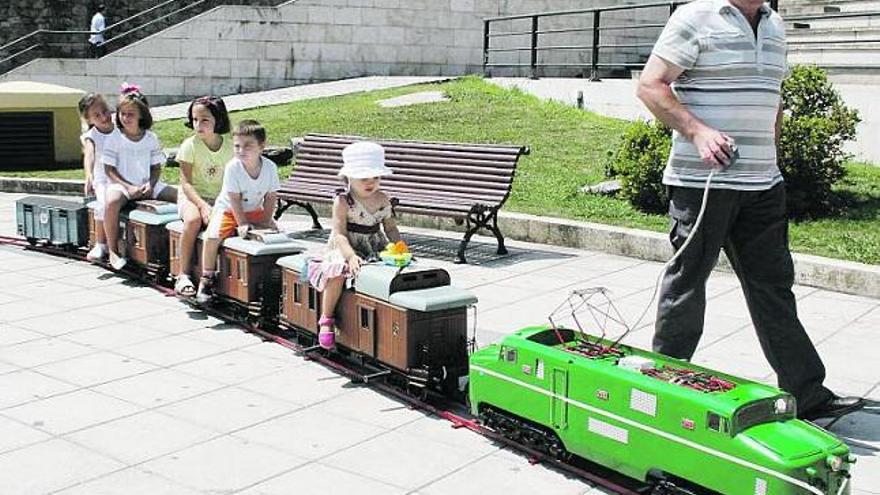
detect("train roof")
[500,325,785,416]
[222,236,304,256]
[126,209,179,226]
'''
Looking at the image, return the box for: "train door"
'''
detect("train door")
[552,368,568,430]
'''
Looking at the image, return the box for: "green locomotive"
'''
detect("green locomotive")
[469,326,853,495]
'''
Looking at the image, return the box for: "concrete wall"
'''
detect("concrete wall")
[1,0,660,105]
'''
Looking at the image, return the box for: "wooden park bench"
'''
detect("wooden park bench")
[276,133,529,263]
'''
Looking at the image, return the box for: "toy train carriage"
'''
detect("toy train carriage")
[87,200,178,278]
[469,327,853,495]
[166,220,204,280]
[16,196,89,248]
[212,234,304,322]
[277,255,477,394]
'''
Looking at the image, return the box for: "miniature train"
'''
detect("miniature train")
[469,327,854,495]
[14,195,854,495]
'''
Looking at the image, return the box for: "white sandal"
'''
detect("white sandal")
[175,274,196,297]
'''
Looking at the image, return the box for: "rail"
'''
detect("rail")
[0,0,286,75]
[481,0,880,80]
[482,1,690,80]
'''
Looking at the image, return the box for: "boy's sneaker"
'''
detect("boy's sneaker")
[195,275,215,304]
[109,252,127,271]
[86,243,107,263]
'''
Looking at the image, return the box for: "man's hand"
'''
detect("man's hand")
[236,223,251,238]
[692,126,735,170]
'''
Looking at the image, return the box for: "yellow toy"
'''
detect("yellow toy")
[380,240,412,267]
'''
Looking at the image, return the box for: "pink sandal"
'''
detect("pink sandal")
[318,315,336,350]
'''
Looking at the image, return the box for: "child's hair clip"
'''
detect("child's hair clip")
[120,82,143,97]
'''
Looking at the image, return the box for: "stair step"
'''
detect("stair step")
[780,0,880,16]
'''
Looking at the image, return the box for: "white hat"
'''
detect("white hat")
[338,141,393,179]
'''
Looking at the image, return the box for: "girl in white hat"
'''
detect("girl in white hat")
[308,141,402,350]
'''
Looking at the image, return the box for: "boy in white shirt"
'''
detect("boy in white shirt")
[196,119,280,303]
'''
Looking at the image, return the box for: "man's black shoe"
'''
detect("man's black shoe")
[799,395,865,421]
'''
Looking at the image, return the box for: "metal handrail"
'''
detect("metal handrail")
[0,0,285,75]
[481,0,880,80]
[482,1,688,80]
[106,0,209,46]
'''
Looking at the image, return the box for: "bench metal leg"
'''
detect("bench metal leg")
[457,224,476,264]
[488,210,508,255]
[274,199,323,229]
[457,207,507,263]
[274,199,292,220]
[298,202,323,230]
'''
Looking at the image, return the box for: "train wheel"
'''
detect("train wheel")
[26,237,37,246]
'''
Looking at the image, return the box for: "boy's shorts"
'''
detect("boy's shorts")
[205,209,265,240]
[107,181,169,200]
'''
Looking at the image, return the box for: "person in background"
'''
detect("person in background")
[89,4,106,58]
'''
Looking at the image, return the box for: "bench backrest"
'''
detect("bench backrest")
[280,134,528,215]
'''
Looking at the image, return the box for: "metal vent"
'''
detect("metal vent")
[0,112,54,169]
[630,389,657,417]
[588,418,629,444]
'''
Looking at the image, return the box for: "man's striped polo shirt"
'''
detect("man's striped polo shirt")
[652,0,787,190]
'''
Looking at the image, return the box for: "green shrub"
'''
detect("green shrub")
[606,65,859,218]
[780,65,860,218]
[604,119,671,214]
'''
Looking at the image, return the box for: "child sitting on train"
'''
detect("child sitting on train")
[103,83,177,270]
[195,119,281,303]
[174,96,233,296]
[308,141,402,350]
[78,92,118,263]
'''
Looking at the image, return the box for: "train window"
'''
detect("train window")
[707,412,728,433]
[359,306,375,330]
[170,240,177,258]
[503,347,517,362]
[238,259,247,283]
[131,228,141,247]
[293,283,302,304]
[222,256,232,278]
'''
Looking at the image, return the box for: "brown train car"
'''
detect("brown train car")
[277,255,477,393]
[88,200,178,278]
[166,220,204,279]
[213,235,304,321]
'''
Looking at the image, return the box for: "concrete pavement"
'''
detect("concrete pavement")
[0,192,878,494]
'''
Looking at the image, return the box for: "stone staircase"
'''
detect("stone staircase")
[781,0,880,81]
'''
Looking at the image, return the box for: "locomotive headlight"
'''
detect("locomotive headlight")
[774,396,794,415]
[826,455,845,472]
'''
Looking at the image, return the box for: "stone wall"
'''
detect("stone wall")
[0,1,159,47]
[2,0,663,105]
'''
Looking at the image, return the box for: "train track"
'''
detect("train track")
[0,234,644,495]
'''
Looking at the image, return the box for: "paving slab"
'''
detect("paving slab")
[0,439,124,495]
[139,435,308,494]
[53,467,202,495]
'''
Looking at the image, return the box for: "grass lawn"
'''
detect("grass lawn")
[3,77,878,264]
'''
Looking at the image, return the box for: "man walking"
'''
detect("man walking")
[637,0,862,419]
[89,4,106,58]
